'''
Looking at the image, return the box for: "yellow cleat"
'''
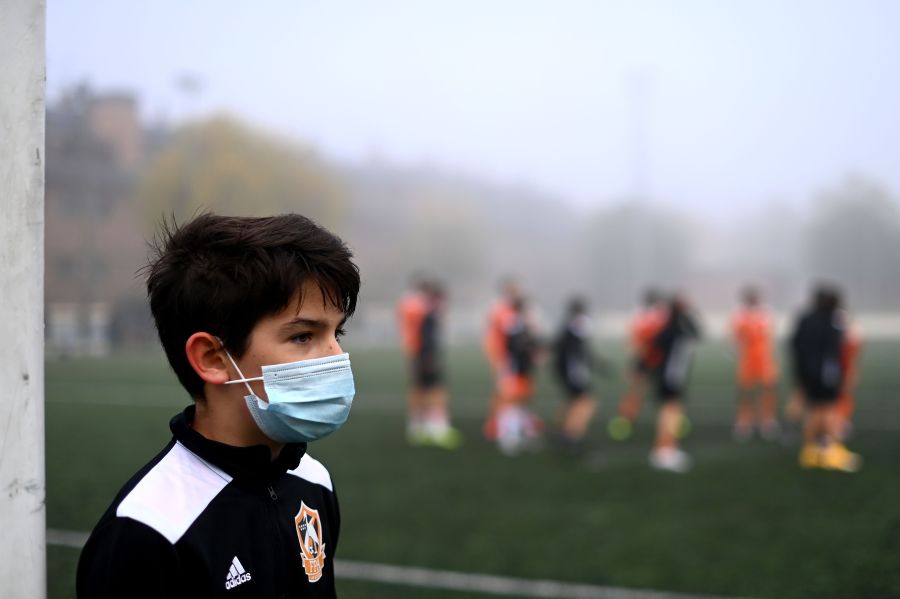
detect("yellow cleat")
[798,444,821,469]
[608,416,633,441]
[677,415,692,439]
[407,429,429,447]
[819,443,862,473]
[429,427,463,450]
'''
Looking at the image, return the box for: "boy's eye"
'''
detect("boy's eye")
[290,332,314,344]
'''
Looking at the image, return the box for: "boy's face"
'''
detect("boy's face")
[230,280,347,399]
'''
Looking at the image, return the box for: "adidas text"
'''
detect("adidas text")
[225,572,251,590]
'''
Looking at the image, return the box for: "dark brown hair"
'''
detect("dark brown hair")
[144,213,360,399]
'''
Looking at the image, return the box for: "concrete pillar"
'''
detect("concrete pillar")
[0,0,47,597]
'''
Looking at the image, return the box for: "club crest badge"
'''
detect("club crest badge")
[295,502,326,583]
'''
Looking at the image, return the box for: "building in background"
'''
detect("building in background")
[45,85,160,355]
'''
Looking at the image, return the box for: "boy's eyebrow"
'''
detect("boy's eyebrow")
[281,316,348,330]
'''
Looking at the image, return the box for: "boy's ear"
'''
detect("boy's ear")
[185,332,231,385]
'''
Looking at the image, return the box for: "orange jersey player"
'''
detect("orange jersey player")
[397,278,430,443]
[482,278,523,441]
[484,298,518,375]
[731,287,779,441]
[398,287,428,358]
[495,297,543,455]
[609,289,667,441]
[836,321,863,439]
[630,301,667,373]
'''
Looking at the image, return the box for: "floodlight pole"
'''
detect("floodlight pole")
[626,69,654,298]
[0,1,47,597]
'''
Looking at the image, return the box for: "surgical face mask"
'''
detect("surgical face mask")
[222,349,355,443]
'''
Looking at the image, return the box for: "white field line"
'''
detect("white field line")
[47,528,740,599]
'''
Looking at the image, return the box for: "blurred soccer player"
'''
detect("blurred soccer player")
[790,286,862,472]
[398,277,461,448]
[836,320,863,441]
[731,287,780,441]
[482,277,523,441]
[417,282,462,448]
[496,297,543,455]
[608,289,667,441]
[648,294,700,473]
[397,275,430,443]
[552,297,607,454]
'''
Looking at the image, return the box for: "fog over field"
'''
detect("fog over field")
[46,1,900,348]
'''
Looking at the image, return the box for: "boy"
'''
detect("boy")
[552,297,605,454]
[77,213,360,598]
[496,297,543,455]
[648,294,700,473]
[397,275,430,442]
[482,277,522,440]
[399,279,461,448]
[731,287,779,441]
[791,286,861,472]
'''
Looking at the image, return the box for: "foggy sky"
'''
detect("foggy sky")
[48,0,900,221]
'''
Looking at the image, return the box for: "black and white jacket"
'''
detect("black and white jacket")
[77,406,340,598]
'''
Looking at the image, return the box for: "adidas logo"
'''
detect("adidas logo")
[225,556,252,590]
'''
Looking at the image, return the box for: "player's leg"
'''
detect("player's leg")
[817,403,862,472]
[406,360,428,444]
[649,372,691,473]
[801,397,861,471]
[734,381,756,441]
[561,392,597,447]
[619,366,645,421]
[610,364,644,440]
[758,381,780,441]
[496,374,525,455]
[422,384,462,449]
[483,364,504,441]
[834,387,855,441]
[650,400,691,472]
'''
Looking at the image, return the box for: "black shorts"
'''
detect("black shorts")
[632,356,654,375]
[412,355,443,389]
[656,377,684,403]
[559,378,590,400]
[655,346,694,403]
[557,362,591,400]
[797,360,841,405]
[799,382,839,405]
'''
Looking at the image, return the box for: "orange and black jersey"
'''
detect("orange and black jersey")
[77,407,340,599]
[398,292,428,356]
[653,310,701,398]
[505,313,540,376]
[553,314,604,396]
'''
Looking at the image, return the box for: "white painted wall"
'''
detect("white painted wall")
[0,0,47,597]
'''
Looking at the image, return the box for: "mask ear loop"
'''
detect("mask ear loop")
[217,338,261,397]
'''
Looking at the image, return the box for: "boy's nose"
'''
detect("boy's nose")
[325,337,343,357]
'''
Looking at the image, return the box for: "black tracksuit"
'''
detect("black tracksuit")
[790,308,845,403]
[553,315,593,398]
[653,309,701,400]
[77,406,340,598]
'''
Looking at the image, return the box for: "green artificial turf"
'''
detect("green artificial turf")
[46,340,900,598]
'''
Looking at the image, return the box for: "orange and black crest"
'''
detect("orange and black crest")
[295,502,326,583]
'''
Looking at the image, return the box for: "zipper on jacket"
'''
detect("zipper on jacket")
[267,485,278,501]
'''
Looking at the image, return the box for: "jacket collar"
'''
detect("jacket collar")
[170,406,307,484]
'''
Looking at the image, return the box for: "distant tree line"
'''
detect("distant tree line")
[139,118,900,313]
